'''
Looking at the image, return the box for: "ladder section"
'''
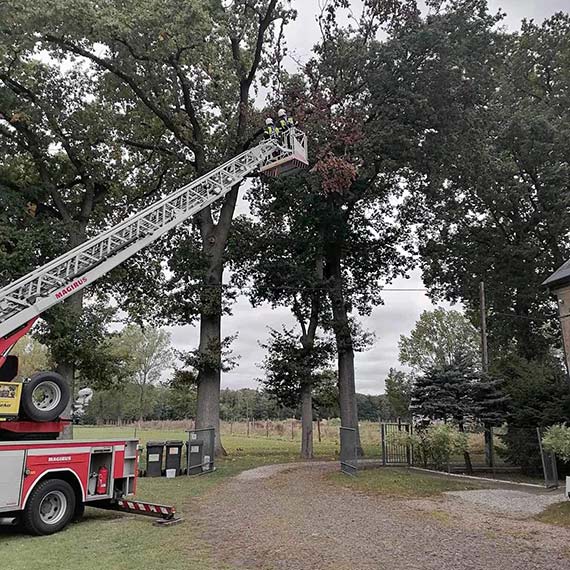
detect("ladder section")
[0,130,308,338]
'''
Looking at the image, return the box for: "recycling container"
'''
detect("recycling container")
[146,441,165,477]
[165,440,184,475]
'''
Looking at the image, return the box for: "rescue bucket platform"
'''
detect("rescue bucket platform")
[260,128,309,178]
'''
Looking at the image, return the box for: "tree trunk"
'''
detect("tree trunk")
[55,227,88,440]
[138,384,145,423]
[56,284,85,440]
[458,423,473,474]
[484,424,494,468]
[195,219,228,456]
[56,359,75,440]
[195,310,225,455]
[300,382,314,459]
[325,252,362,456]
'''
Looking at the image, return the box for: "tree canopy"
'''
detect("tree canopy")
[412,12,570,360]
[399,308,480,372]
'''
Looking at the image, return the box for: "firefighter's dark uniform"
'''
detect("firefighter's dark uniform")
[264,124,276,139]
[278,116,295,132]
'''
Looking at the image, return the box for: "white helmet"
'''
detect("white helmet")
[266,117,274,125]
[278,108,287,117]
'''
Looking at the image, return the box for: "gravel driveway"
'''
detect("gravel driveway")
[197,463,570,570]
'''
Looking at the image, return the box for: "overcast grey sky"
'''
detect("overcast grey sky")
[169,0,568,396]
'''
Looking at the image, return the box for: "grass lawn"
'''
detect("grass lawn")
[535,501,570,528]
[327,467,485,498]
[0,427,357,570]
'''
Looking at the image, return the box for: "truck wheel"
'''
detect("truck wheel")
[73,501,86,522]
[21,372,70,422]
[23,479,76,536]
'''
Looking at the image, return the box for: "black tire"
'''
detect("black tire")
[20,372,70,422]
[73,501,85,522]
[23,479,76,536]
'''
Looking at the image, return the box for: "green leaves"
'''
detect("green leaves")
[398,308,480,372]
[385,368,413,419]
[542,424,570,463]
[408,12,570,360]
[258,327,334,409]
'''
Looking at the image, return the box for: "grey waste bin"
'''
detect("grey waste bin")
[165,440,183,475]
[186,440,204,476]
[186,427,216,476]
[146,441,165,477]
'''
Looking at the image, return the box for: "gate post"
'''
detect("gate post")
[340,427,358,476]
[381,423,387,466]
[537,427,559,489]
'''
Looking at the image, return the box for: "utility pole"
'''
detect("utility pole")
[479,281,489,373]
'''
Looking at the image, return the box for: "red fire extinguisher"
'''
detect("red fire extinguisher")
[96,465,109,495]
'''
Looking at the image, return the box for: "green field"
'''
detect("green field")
[73,424,382,463]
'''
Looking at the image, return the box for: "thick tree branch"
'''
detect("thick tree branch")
[169,55,205,170]
[247,1,279,86]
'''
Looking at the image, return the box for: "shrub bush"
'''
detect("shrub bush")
[388,424,468,470]
[542,424,570,463]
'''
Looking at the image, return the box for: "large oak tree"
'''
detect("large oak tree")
[2,0,294,450]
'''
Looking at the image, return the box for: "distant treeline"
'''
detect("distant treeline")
[81,385,394,424]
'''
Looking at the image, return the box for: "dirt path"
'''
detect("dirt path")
[197,463,570,570]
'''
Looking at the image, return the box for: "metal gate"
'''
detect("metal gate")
[380,422,412,466]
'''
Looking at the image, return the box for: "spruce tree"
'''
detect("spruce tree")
[410,356,477,425]
[471,373,510,427]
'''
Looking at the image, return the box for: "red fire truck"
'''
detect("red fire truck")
[0,435,179,535]
[0,129,308,535]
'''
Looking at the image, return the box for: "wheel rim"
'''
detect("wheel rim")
[39,491,67,525]
[32,381,62,412]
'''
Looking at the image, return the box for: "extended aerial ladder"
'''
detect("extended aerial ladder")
[0,129,308,364]
[0,128,308,429]
[0,128,308,536]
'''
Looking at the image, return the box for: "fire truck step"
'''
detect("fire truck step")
[111,499,177,519]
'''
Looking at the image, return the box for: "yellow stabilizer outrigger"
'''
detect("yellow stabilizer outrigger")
[0,381,22,419]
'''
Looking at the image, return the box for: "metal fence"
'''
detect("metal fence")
[396,424,561,488]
